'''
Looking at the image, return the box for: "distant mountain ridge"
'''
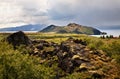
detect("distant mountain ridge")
[0,24,45,31]
[40,23,101,35]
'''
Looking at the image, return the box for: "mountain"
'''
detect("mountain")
[40,23,101,35]
[0,24,45,31]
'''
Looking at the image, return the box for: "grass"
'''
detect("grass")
[0,32,120,78]
[0,37,56,79]
[27,33,120,63]
[0,32,120,61]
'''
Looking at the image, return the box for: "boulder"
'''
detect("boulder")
[79,63,88,71]
[72,55,80,60]
[6,31,32,48]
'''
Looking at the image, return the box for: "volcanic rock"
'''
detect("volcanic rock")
[6,31,32,48]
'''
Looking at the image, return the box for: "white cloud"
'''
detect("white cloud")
[0,2,23,23]
[0,0,120,28]
[0,0,49,28]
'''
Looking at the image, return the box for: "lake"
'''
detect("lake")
[101,29,120,37]
[0,29,120,37]
[91,29,120,37]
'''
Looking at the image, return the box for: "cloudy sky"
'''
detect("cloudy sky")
[0,0,120,28]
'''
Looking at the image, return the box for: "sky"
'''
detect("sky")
[0,0,120,28]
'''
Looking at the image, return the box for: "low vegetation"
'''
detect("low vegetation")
[0,32,120,79]
[0,42,56,79]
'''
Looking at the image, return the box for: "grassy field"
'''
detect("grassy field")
[0,32,120,63]
[0,32,120,79]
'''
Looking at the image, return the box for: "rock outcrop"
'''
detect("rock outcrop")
[5,32,118,78]
[31,38,116,79]
[6,31,32,48]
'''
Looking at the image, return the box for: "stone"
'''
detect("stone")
[79,63,87,69]
[63,52,67,57]
[90,70,105,79]
[111,59,116,63]
[72,55,80,60]
[79,63,88,71]
[6,31,32,48]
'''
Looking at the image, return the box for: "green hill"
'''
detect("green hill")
[40,23,101,35]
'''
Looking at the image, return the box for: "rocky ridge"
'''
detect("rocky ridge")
[31,38,117,79]
[5,31,118,79]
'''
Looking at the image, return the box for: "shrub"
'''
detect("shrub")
[101,41,120,63]
[0,42,55,79]
[88,39,104,50]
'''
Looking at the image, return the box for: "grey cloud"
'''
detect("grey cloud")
[0,0,49,28]
[0,0,120,28]
[48,0,120,26]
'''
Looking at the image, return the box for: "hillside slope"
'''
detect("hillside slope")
[40,23,101,35]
